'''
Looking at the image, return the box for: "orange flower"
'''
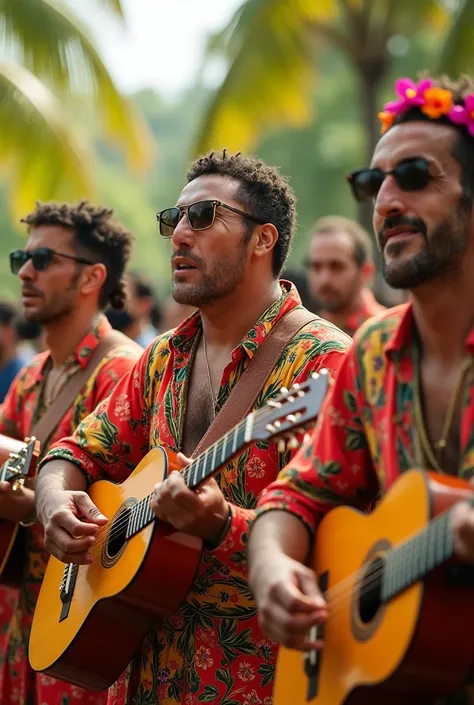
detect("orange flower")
[378,110,395,134]
[420,88,453,119]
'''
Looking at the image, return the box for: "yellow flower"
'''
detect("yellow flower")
[421,88,453,119]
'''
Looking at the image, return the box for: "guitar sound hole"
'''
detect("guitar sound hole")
[358,556,383,624]
[107,509,130,558]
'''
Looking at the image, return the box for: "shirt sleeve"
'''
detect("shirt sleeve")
[254,344,380,536]
[0,367,28,440]
[40,348,152,485]
[209,345,351,573]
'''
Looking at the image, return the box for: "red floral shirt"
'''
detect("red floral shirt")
[344,288,386,337]
[42,282,351,705]
[0,315,141,705]
[256,302,474,705]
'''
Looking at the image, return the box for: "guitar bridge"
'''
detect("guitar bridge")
[59,563,78,622]
[304,571,328,702]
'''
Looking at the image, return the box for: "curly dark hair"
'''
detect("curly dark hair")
[21,200,134,310]
[391,74,474,201]
[187,150,297,277]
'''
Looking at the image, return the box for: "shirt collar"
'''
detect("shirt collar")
[169,281,302,359]
[23,314,112,391]
[385,301,474,360]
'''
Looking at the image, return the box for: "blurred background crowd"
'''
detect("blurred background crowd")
[1,0,473,401]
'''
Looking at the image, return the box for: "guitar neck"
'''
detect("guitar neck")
[125,415,254,540]
[382,499,472,602]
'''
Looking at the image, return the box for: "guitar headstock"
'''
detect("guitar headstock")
[0,437,41,488]
[252,370,330,450]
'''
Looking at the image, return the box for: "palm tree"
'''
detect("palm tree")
[194,0,474,164]
[0,0,155,218]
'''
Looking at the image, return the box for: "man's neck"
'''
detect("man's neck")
[412,273,474,364]
[319,291,365,331]
[200,280,282,351]
[44,308,100,369]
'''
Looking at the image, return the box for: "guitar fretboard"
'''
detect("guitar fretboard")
[125,416,254,540]
[381,501,471,601]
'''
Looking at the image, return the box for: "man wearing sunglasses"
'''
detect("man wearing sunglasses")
[36,150,351,705]
[249,74,474,704]
[305,215,385,337]
[0,201,141,705]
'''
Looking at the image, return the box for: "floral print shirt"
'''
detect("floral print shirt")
[256,302,474,705]
[42,282,351,705]
[344,288,386,337]
[0,315,140,705]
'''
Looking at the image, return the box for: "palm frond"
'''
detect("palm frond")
[194,0,340,155]
[95,0,125,18]
[0,60,94,220]
[436,0,474,76]
[1,0,156,171]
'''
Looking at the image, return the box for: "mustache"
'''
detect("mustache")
[21,285,42,296]
[378,215,427,247]
[171,250,204,268]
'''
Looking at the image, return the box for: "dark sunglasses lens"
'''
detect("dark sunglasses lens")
[159,208,180,238]
[187,201,215,230]
[351,169,385,201]
[9,251,28,274]
[395,159,430,191]
[32,248,54,271]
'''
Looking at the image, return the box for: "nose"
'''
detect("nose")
[171,210,195,249]
[18,257,36,282]
[373,175,408,229]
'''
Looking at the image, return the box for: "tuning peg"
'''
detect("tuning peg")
[310,372,319,379]
[286,414,298,423]
[279,386,288,394]
[265,424,276,433]
[277,439,286,453]
[12,478,25,492]
[291,382,300,391]
[297,390,306,397]
[287,435,299,450]
[273,421,281,429]
[267,400,282,409]
[8,453,20,460]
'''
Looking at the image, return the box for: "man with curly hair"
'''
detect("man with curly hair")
[0,201,142,705]
[249,74,474,704]
[36,151,351,704]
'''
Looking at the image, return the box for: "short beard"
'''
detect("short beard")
[23,269,81,324]
[382,212,469,289]
[172,245,247,307]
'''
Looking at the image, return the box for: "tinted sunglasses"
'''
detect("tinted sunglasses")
[347,157,432,202]
[9,248,94,275]
[156,199,266,238]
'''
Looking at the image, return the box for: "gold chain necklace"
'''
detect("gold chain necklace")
[203,334,217,420]
[412,337,471,471]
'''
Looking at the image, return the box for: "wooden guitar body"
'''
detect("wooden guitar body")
[273,470,474,705]
[29,447,202,691]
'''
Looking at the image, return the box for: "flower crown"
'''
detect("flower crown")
[378,77,474,136]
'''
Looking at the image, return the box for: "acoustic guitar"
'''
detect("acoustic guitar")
[0,436,41,586]
[273,469,474,705]
[29,371,330,691]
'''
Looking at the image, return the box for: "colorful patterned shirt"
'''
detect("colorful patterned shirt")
[344,288,386,337]
[42,282,351,705]
[0,315,141,705]
[256,302,474,705]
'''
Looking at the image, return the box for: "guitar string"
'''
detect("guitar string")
[30,392,320,633]
[63,392,315,558]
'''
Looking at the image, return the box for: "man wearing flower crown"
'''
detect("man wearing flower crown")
[249,74,474,704]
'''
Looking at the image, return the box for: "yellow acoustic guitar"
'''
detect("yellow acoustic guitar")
[273,469,474,705]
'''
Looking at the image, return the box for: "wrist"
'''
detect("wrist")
[205,503,232,549]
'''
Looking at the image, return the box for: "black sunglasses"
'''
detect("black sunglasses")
[156,199,266,238]
[347,157,432,202]
[9,248,94,275]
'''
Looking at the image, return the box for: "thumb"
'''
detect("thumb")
[74,492,107,524]
[297,568,327,610]
[0,481,12,493]
[177,452,192,469]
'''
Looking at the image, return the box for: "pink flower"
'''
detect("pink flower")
[449,94,474,136]
[384,77,433,115]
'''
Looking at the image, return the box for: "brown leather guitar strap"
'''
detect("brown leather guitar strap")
[30,330,142,448]
[191,307,318,458]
